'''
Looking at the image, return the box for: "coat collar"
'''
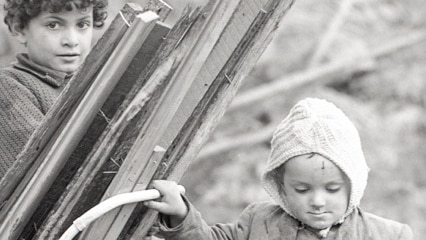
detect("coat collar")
[333,208,373,240]
[265,208,299,239]
[264,208,373,240]
[12,53,72,88]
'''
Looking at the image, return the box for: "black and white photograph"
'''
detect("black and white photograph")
[0,0,424,239]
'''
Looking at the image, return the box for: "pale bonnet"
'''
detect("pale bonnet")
[261,98,369,221]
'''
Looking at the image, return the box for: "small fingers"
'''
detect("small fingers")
[145,180,188,218]
[144,199,184,217]
[144,200,168,212]
[152,180,179,194]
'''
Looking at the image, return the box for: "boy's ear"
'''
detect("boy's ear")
[11,23,27,45]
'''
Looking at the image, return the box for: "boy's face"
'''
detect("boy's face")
[16,5,94,74]
[281,154,349,230]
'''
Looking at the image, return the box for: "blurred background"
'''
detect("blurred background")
[1,0,425,239]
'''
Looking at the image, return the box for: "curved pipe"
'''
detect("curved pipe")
[59,185,185,240]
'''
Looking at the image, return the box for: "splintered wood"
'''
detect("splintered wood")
[0,0,294,239]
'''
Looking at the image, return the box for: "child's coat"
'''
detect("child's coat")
[158,99,413,239]
[159,200,413,240]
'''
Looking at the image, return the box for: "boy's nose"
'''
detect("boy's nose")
[61,30,79,47]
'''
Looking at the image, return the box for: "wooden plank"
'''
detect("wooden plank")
[0,0,295,238]
[0,2,143,208]
[144,0,173,20]
[157,0,268,151]
[78,1,252,239]
[74,0,295,239]
[0,11,159,240]
[31,21,171,240]
[119,0,271,236]
[19,2,173,238]
[18,9,194,240]
[128,0,295,238]
[155,0,296,193]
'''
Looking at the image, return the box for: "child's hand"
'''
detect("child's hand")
[144,180,188,227]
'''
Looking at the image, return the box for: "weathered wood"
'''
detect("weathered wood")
[24,8,190,239]
[153,0,271,154]
[32,20,171,240]
[118,0,278,237]
[156,0,290,177]
[77,0,297,238]
[0,10,159,240]
[1,0,297,239]
[0,3,143,207]
[144,0,173,20]
[127,0,296,238]
[79,0,251,238]
[229,30,426,111]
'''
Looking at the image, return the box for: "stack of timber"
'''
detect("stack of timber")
[0,0,294,239]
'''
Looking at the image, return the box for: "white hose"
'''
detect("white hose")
[59,185,185,240]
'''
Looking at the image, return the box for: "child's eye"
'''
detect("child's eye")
[326,186,341,193]
[77,21,92,29]
[46,22,60,29]
[294,187,309,193]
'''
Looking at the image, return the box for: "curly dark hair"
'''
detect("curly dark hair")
[3,0,108,32]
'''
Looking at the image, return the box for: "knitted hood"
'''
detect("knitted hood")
[261,98,369,221]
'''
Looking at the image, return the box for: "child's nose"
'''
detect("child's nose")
[310,193,326,209]
[61,29,79,47]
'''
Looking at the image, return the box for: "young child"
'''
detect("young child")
[145,98,414,239]
[0,0,108,177]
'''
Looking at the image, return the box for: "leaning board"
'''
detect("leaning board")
[0,0,295,239]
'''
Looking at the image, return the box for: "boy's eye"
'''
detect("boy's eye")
[77,21,92,29]
[46,22,60,29]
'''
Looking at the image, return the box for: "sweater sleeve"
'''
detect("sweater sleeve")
[0,75,44,177]
[158,197,256,240]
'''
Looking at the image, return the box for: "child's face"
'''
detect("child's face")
[281,154,349,230]
[16,5,94,74]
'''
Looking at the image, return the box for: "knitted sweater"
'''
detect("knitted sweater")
[0,54,70,178]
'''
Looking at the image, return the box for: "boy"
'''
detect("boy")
[145,98,413,239]
[0,0,108,177]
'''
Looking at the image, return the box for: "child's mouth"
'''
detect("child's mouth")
[57,53,80,61]
[57,53,79,57]
[308,211,329,216]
